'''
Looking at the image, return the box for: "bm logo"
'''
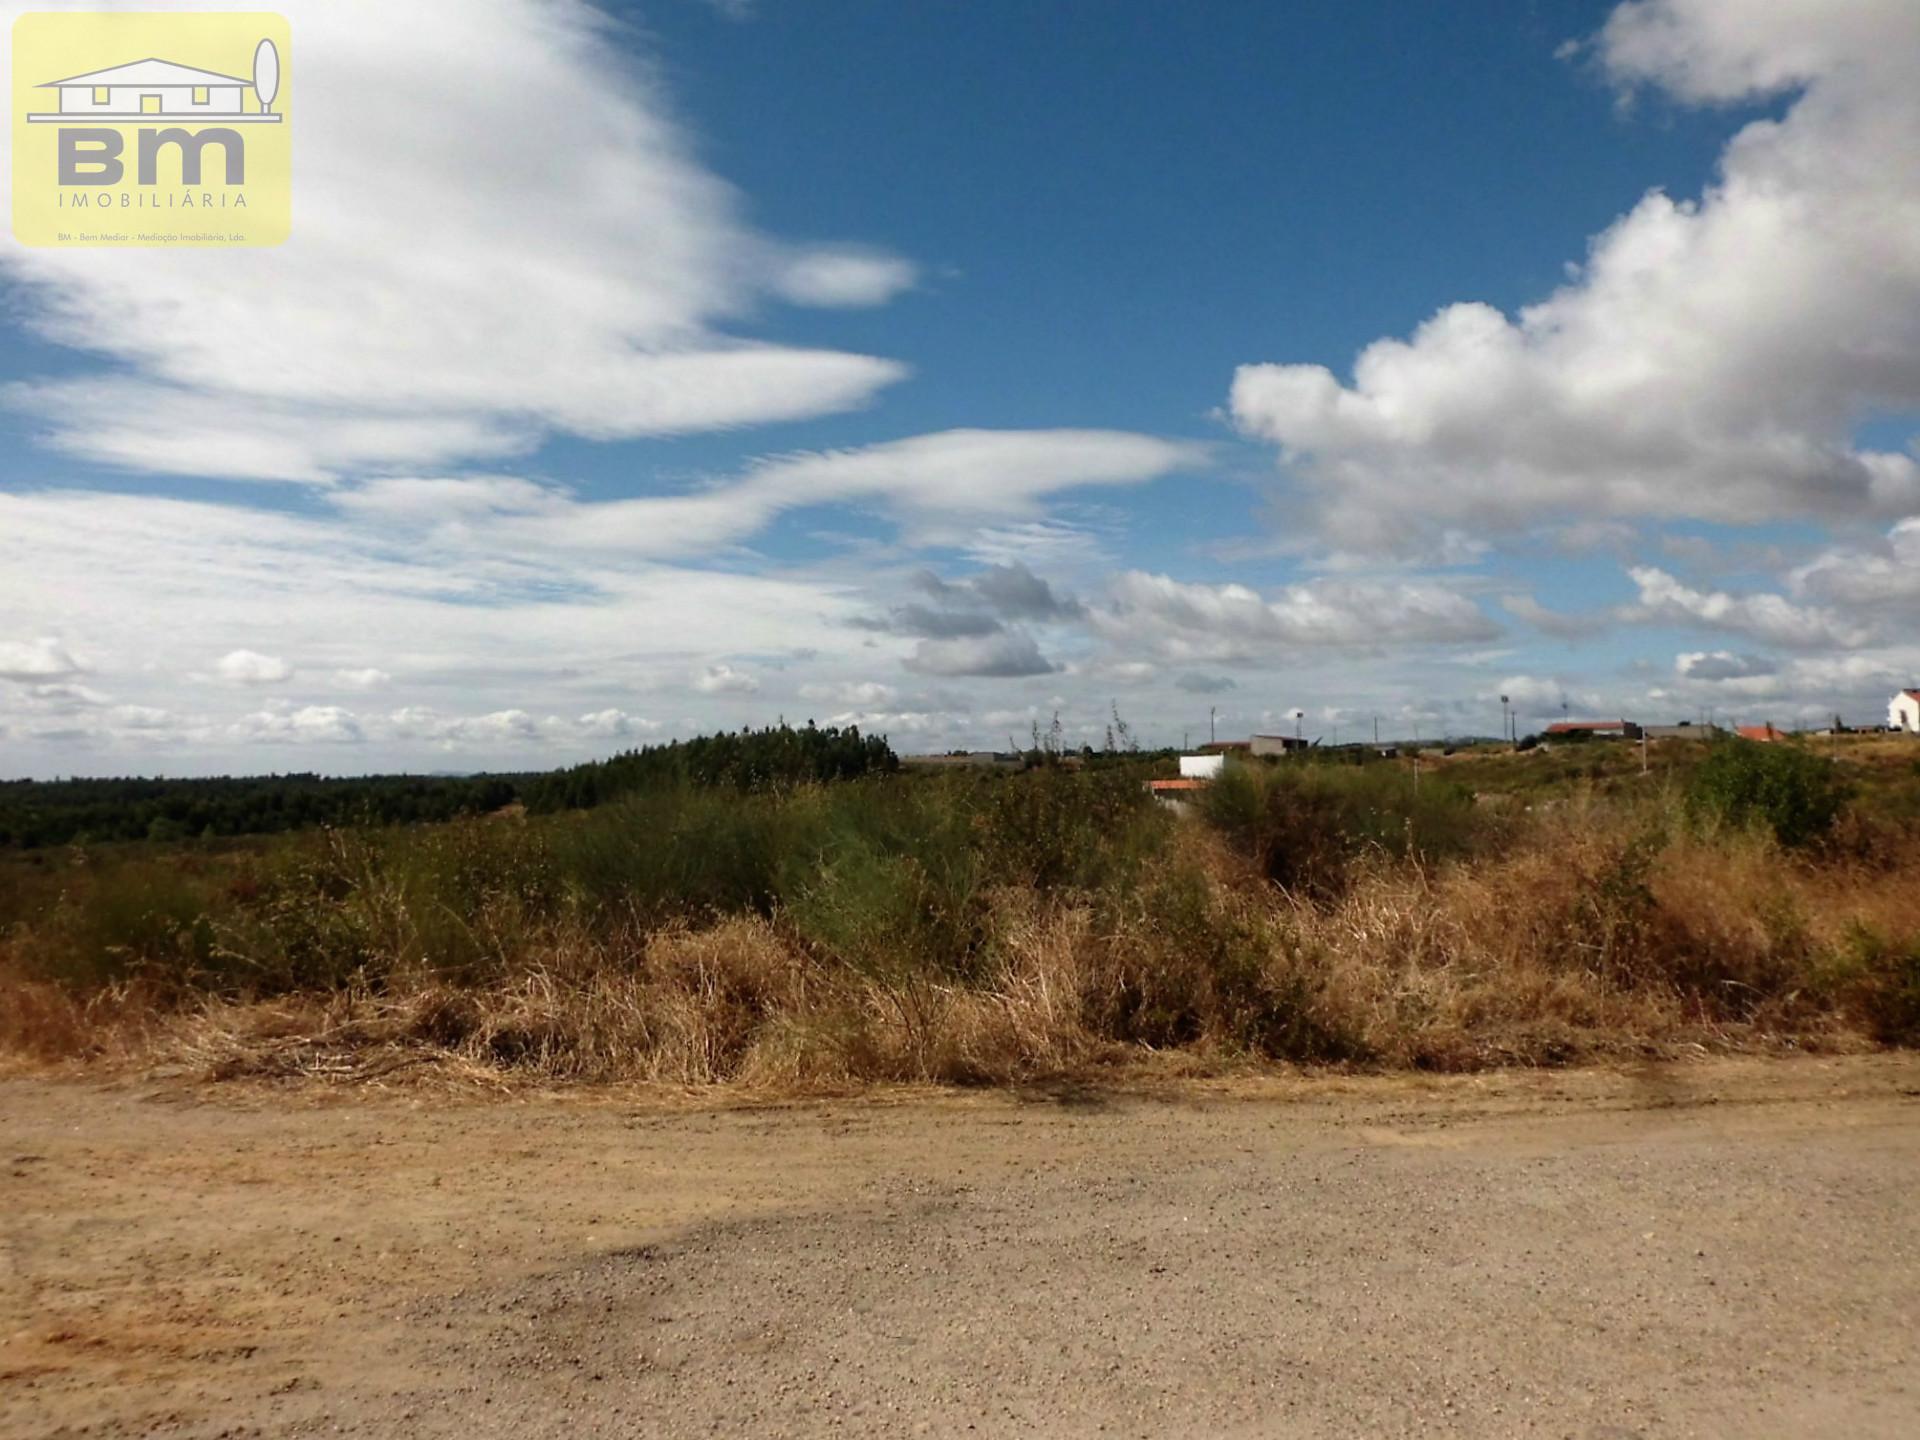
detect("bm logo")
[13,13,290,247]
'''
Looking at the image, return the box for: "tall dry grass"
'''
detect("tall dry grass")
[4,752,1919,1087]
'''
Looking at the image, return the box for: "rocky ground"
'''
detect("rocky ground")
[4,1056,1918,1438]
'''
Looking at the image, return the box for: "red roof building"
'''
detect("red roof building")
[1544,720,1641,738]
[1736,723,1785,743]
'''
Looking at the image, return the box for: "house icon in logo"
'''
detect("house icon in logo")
[27,40,281,124]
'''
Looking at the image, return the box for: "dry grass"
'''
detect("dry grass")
[4,766,1919,1090]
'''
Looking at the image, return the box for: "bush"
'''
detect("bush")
[1685,739,1847,847]
[1827,924,1920,1045]
[1200,759,1482,897]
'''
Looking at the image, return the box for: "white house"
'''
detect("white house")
[32,58,253,121]
[1891,689,1920,733]
[1178,753,1225,780]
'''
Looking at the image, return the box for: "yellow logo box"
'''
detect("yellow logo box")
[12,11,289,247]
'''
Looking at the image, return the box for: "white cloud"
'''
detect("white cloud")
[0,638,82,682]
[112,705,176,732]
[1622,567,1868,649]
[504,429,1204,558]
[1094,572,1498,664]
[230,704,364,745]
[1230,0,1920,550]
[577,708,660,740]
[695,663,760,695]
[799,681,899,708]
[1650,653,1913,722]
[771,248,919,308]
[1790,517,1920,611]
[387,707,545,747]
[332,668,394,691]
[215,649,295,686]
[1675,651,1777,682]
[329,478,571,526]
[1495,675,1600,720]
[0,0,914,482]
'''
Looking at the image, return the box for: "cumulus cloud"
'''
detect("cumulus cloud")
[937,563,1086,622]
[576,708,660,740]
[1495,676,1592,719]
[904,631,1057,679]
[695,664,760,695]
[1095,572,1498,664]
[230,704,364,745]
[0,638,82,682]
[1791,518,1920,611]
[1650,654,1913,721]
[1622,567,1868,649]
[1675,651,1778,682]
[857,560,1091,648]
[1230,0,1920,550]
[388,707,544,746]
[0,0,915,482]
[215,650,295,686]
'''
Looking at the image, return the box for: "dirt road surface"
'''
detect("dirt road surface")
[4,1057,1918,1438]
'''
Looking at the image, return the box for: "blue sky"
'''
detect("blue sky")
[1,0,1917,774]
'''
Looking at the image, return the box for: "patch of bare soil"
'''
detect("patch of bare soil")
[4,1057,1918,1438]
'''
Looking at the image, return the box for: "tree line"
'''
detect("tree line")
[0,724,896,849]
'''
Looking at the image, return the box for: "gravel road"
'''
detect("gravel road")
[4,1057,1918,1438]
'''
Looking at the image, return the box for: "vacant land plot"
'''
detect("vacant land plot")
[4,1057,1918,1438]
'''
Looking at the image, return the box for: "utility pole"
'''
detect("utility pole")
[1209,706,1216,745]
[1373,715,1379,746]
[1501,694,1511,747]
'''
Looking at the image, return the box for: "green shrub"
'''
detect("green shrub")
[1684,739,1846,847]
[1200,759,1482,897]
[973,765,1164,890]
[14,855,221,987]
[1826,924,1920,1045]
[784,780,984,981]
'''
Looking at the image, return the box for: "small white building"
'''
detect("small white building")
[1178,753,1225,780]
[1891,689,1920,734]
[34,58,252,121]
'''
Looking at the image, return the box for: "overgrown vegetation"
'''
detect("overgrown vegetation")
[4,736,1920,1087]
[1684,735,1848,846]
